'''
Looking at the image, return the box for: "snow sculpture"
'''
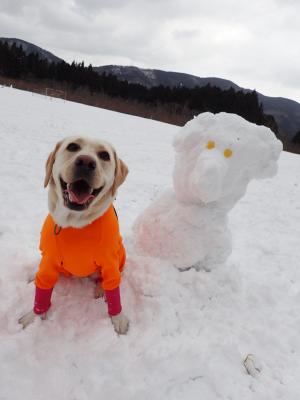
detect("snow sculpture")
[133,112,282,270]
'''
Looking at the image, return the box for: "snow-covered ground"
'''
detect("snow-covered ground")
[0,87,299,400]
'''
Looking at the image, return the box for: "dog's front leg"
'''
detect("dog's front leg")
[19,286,53,329]
[105,287,129,334]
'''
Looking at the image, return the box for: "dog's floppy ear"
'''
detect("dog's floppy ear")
[111,151,129,197]
[44,141,62,188]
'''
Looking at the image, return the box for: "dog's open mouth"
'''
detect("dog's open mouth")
[60,177,104,211]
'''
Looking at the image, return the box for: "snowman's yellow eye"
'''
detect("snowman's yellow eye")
[206,140,215,150]
[224,148,233,158]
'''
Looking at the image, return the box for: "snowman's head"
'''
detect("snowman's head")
[173,112,282,206]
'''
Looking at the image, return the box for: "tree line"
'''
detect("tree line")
[0,40,277,132]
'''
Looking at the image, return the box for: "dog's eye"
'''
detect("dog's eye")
[66,142,81,152]
[98,151,110,161]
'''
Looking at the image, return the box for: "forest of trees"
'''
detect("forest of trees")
[292,130,300,143]
[0,40,277,133]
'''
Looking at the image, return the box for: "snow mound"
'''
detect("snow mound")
[133,112,282,270]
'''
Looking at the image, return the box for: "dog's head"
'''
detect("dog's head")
[173,112,282,207]
[44,136,128,227]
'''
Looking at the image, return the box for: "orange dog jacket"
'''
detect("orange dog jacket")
[35,205,126,291]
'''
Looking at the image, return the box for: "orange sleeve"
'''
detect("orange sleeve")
[35,252,60,289]
[35,214,61,289]
[96,206,125,291]
[100,248,122,291]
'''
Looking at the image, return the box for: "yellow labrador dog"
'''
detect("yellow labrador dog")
[19,136,129,334]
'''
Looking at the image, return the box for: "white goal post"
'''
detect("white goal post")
[45,88,67,100]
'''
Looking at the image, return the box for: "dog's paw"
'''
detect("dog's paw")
[111,312,129,335]
[18,310,46,329]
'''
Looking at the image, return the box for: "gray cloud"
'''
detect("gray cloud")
[0,0,299,102]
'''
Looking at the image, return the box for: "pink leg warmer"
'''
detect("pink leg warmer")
[105,287,122,316]
[34,286,53,314]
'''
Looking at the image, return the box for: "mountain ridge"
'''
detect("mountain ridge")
[94,65,300,140]
[0,37,63,64]
[94,65,241,91]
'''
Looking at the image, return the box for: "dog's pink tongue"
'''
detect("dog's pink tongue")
[68,189,95,205]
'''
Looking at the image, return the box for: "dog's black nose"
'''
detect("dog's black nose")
[75,155,96,171]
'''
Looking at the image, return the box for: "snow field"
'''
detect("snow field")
[0,87,300,400]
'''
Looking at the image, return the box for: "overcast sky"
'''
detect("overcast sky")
[1,0,300,102]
